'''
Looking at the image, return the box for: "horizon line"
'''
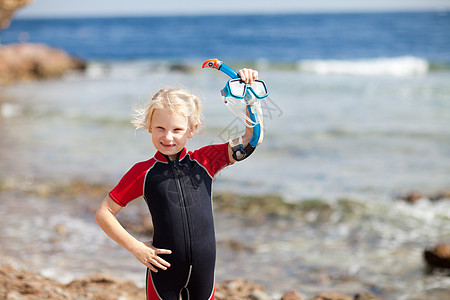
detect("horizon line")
[14,7,450,20]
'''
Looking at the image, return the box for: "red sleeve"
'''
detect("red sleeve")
[190,143,232,178]
[109,159,155,207]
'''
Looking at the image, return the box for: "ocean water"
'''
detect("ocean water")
[1,12,450,299]
[2,12,450,62]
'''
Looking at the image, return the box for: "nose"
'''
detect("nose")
[163,130,174,141]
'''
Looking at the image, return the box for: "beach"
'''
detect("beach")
[0,177,449,299]
[1,11,450,299]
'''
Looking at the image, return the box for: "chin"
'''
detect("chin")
[160,147,178,156]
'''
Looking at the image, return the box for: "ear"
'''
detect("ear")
[188,124,198,138]
[148,126,152,134]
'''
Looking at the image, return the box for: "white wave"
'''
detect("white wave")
[0,103,23,118]
[298,56,429,76]
[84,62,110,79]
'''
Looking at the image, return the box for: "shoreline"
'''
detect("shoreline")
[1,179,449,299]
[1,263,380,300]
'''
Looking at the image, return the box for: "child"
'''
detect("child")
[95,68,262,300]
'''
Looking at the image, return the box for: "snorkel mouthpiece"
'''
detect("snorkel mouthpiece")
[202,58,263,161]
[202,58,239,79]
[202,58,223,70]
[202,58,221,70]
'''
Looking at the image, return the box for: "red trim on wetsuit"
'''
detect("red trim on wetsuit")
[109,143,231,207]
[108,158,155,207]
[147,273,215,300]
[146,269,162,300]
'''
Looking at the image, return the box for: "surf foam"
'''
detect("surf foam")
[298,56,429,76]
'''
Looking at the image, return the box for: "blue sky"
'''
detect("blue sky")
[16,0,450,17]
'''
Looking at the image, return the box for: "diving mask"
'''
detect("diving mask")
[221,79,269,102]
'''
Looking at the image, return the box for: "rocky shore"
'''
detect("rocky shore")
[1,264,383,300]
[1,0,86,85]
[1,179,449,299]
[0,0,32,29]
[0,43,86,85]
[1,1,86,85]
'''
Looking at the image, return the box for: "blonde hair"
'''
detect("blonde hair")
[132,88,203,134]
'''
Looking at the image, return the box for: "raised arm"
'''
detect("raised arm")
[227,68,264,163]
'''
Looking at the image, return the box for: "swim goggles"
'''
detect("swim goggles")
[221,79,269,100]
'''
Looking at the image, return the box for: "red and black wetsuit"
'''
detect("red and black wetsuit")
[109,143,232,300]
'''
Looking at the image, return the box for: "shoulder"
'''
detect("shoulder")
[189,143,232,177]
[109,157,158,207]
[127,158,158,177]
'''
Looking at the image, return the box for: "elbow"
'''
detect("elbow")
[257,131,264,146]
[94,208,103,226]
[255,127,264,146]
[94,202,108,226]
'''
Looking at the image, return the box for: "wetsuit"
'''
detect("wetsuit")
[109,143,232,300]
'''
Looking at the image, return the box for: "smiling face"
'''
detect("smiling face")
[149,108,195,160]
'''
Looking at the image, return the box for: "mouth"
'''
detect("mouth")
[161,142,176,149]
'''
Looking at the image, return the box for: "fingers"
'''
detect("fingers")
[146,254,171,273]
[139,243,172,273]
[155,248,172,255]
[238,68,258,84]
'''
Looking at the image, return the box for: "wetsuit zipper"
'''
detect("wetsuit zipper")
[169,159,193,264]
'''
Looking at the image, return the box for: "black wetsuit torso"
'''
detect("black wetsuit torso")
[109,144,231,300]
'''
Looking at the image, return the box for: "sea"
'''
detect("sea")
[0,11,449,299]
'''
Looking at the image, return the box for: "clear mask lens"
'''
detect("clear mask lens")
[224,79,269,99]
[228,79,246,98]
[248,81,268,98]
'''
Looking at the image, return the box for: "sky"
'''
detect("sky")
[16,0,450,18]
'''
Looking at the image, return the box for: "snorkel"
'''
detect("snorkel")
[202,58,265,161]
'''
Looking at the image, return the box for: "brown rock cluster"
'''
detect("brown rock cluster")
[0,264,146,299]
[0,0,32,29]
[314,292,353,300]
[0,1,86,85]
[215,279,271,300]
[400,190,450,204]
[1,264,383,300]
[0,43,86,85]
[424,244,450,270]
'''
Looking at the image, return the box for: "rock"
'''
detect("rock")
[215,279,271,300]
[169,63,196,73]
[66,274,145,299]
[400,191,425,204]
[0,43,86,85]
[0,264,145,299]
[314,292,353,300]
[54,223,68,236]
[0,0,33,29]
[431,190,450,201]
[424,244,450,269]
[217,239,255,252]
[354,291,380,300]
[250,289,271,300]
[400,190,450,203]
[281,289,303,300]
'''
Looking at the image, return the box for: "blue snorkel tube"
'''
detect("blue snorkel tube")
[202,58,262,161]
